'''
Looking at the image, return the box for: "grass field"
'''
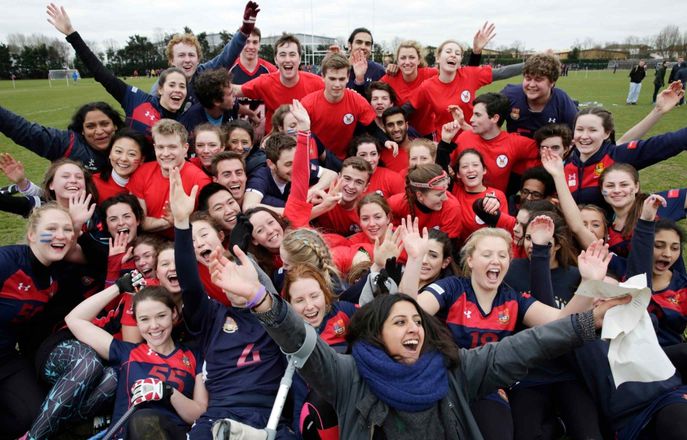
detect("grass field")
[0,70,685,246]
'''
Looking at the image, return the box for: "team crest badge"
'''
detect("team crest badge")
[343,113,355,125]
[222,317,239,333]
[594,162,605,177]
[333,319,345,336]
[496,154,509,168]
[460,90,471,103]
[567,173,577,188]
[182,356,191,367]
[510,108,520,120]
[497,310,510,324]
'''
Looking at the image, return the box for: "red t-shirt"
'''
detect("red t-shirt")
[301,89,377,160]
[380,144,410,175]
[315,204,361,237]
[128,161,210,236]
[452,131,539,192]
[382,67,438,136]
[451,185,514,240]
[387,192,464,239]
[241,71,324,132]
[365,166,405,197]
[410,66,492,138]
[94,172,128,203]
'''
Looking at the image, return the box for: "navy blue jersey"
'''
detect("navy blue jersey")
[179,102,238,138]
[347,60,385,93]
[422,276,536,348]
[245,163,320,208]
[564,131,687,207]
[109,340,200,432]
[501,84,578,138]
[229,58,277,110]
[0,245,59,354]
[648,271,687,346]
[316,301,357,353]
[505,259,581,309]
[0,105,106,172]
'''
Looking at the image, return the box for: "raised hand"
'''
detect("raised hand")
[240,1,260,36]
[46,3,75,35]
[115,269,146,294]
[289,99,310,132]
[540,147,565,178]
[447,105,471,131]
[384,140,399,158]
[351,50,368,82]
[472,22,496,54]
[168,167,198,225]
[527,215,554,246]
[655,81,685,114]
[385,63,399,76]
[481,194,501,215]
[640,194,667,222]
[373,225,404,269]
[0,153,27,185]
[441,120,461,143]
[68,190,95,230]
[108,231,132,260]
[130,378,173,406]
[209,245,261,299]
[401,215,429,260]
[578,239,612,281]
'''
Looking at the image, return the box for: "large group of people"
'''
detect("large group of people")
[0,3,686,440]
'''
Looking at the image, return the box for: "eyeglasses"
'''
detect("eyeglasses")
[520,189,545,200]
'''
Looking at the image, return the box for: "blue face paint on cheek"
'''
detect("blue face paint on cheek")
[39,232,53,243]
[601,190,609,196]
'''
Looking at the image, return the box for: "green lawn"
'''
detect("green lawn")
[0,70,685,246]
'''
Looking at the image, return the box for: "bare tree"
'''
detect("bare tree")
[654,25,681,58]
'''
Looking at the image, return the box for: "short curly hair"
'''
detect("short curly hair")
[523,53,561,83]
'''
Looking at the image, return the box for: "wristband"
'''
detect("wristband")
[245,285,267,309]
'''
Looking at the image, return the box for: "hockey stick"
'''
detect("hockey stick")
[101,403,138,440]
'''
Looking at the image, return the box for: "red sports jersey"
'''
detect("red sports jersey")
[315,204,361,237]
[128,161,210,236]
[380,145,409,174]
[387,192,464,239]
[241,71,324,133]
[453,130,539,192]
[410,66,492,138]
[382,67,438,136]
[365,166,405,197]
[451,185,514,240]
[94,172,128,203]
[301,89,376,160]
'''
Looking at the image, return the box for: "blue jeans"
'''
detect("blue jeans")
[627,82,642,103]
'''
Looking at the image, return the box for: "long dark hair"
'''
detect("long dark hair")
[599,163,646,239]
[346,294,460,368]
[525,210,578,268]
[244,207,289,276]
[99,128,153,182]
[68,102,124,134]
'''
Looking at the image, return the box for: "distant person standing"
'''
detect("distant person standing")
[626,59,646,104]
[653,60,667,104]
[676,60,687,106]
[71,70,78,83]
[668,56,684,82]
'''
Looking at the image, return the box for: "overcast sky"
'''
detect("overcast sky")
[0,0,684,53]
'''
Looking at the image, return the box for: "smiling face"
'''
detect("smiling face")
[653,228,681,278]
[574,114,610,161]
[227,128,252,154]
[513,209,530,244]
[600,170,639,211]
[416,188,447,211]
[520,179,546,201]
[355,142,380,172]
[340,166,369,204]
[28,208,75,265]
[581,208,607,240]
[324,67,348,102]
[350,31,373,59]
[158,71,187,112]
[397,47,420,77]
[468,235,510,294]
[105,203,139,243]
[275,41,301,84]
[191,220,224,266]
[171,42,199,78]
[420,239,450,283]
[370,89,392,118]
[288,276,328,328]
[109,137,143,178]
[359,202,390,241]
[522,74,554,104]
[153,133,188,176]
[195,130,224,169]
[156,248,179,294]
[133,243,157,279]
[83,110,116,152]
[381,300,425,365]
[49,163,86,202]
[437,42,462,74]
[207,190,240,232]
[135,298,177,348]
[384,113,409,143]
[249,210,284,251]
[457,152,486,190]
[242,34,260,62]
[214,158,247,202]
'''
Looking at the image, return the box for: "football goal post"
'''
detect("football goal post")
[48,69,80,87]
